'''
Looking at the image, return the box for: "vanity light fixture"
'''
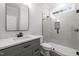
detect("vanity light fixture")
[52,4,73,15]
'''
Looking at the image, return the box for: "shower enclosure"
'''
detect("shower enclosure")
[42,3,78,50]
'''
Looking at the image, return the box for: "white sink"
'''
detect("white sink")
[13,35,32,40]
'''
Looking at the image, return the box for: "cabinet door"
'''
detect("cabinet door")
[32,39,40,56]
[32,44,40,56]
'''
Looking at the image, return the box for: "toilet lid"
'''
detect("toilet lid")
[41,43,52,48]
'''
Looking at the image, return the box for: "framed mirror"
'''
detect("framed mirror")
[5,3,29,31]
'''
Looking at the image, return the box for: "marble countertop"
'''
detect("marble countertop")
[0,35,42,50]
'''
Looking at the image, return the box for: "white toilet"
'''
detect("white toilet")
[40,43,52,56]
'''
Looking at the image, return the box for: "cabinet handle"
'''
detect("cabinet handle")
[24,45,31,48]
[35,48,39,52]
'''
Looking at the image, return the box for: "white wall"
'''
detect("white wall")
[75,3,79,50]
[42,3,78,49]
[0,3,42,39]
[29,3,43,35]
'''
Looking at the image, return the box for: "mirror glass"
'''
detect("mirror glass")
[6,3,29,31]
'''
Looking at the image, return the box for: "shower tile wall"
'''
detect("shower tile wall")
[42,3,78,50]
[76,3,79,50]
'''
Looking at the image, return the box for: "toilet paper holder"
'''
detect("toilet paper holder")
[74,29,79,32]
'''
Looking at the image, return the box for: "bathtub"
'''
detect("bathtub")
[41,42,78,56]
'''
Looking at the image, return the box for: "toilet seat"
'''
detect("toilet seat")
[41,43,52,50]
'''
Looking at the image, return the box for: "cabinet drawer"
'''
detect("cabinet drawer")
[0,41,32,56]
[17,49,32,56]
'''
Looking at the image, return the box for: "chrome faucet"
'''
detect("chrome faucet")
[16,32,23,37]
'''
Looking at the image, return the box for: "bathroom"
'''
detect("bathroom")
[0,2,79,56]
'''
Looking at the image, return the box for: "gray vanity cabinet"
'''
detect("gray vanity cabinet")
[0,38,40,56]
